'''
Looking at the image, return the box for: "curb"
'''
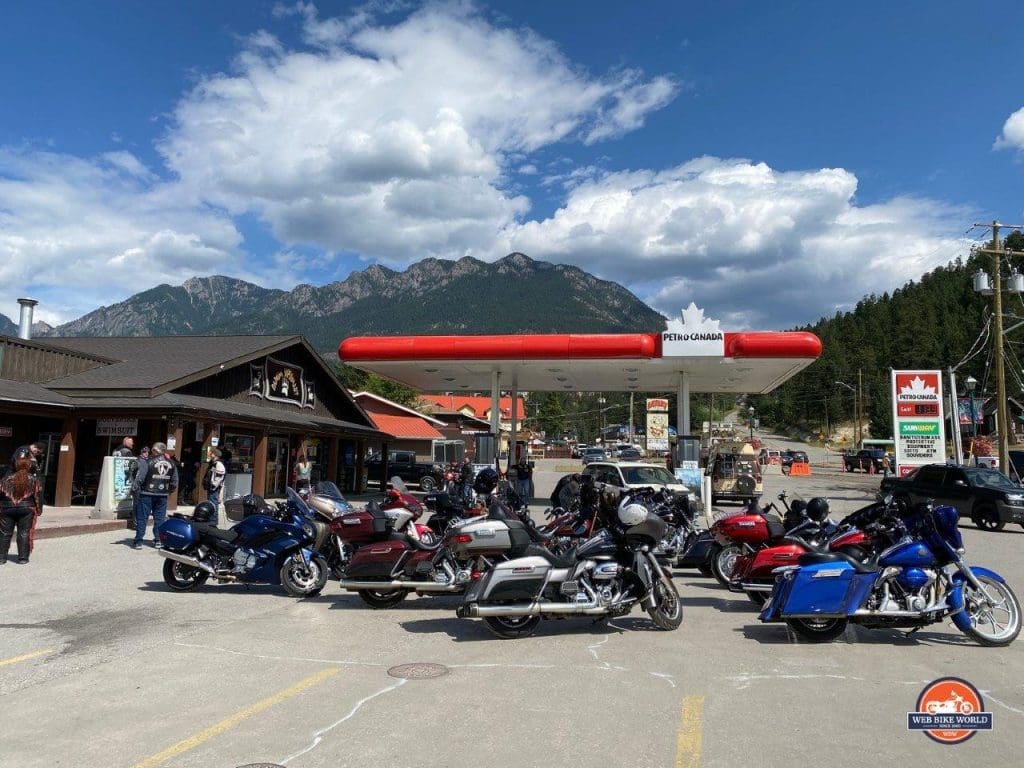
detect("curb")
[36,521,128,540]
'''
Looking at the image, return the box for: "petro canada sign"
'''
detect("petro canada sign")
[892,370,946,476]
[662,303,726,357]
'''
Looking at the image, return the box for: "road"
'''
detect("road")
[1,448,1023,767]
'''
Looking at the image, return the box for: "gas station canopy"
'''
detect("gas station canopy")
[338,330,821,394]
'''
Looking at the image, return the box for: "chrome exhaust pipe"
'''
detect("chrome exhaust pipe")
[158,549,217,576]
[740,582,773,592]
[461,601,607,617]
[338,579,461,592]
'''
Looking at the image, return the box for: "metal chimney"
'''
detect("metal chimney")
[17,298,38,340]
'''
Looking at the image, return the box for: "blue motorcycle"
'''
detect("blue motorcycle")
[760,500,1021,645]
[156,488,329,597]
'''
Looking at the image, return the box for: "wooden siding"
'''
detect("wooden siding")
[0,339,106,383]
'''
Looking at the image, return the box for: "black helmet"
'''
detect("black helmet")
[806,497,830,523]
[193,500,217,523]
[473,467,499,495]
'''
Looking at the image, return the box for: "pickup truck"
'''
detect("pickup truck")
[365,450,443,490]
[843,449,888,473]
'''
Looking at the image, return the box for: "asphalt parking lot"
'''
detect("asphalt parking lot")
[2,466,1023,767]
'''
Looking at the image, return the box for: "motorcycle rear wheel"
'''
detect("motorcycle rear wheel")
[280,554,329,597]
[358,589,409,609]
[712,544,741,586]
[162,558,209,592]
[647,579,683,630]
[484,615,541,639]
[785,617,848,643]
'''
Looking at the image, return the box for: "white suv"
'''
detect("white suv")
[582,461,691,497]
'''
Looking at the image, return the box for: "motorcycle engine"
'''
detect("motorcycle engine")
[232,548,259,573]
[592,562,622,581]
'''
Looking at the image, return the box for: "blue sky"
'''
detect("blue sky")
[2,0,1024,329]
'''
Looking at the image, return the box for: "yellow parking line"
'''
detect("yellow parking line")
[132,667,339,768]
[0,648,56,667]
[675,694,704,768]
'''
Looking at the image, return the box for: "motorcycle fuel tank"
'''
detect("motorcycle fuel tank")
[879,540,937,568]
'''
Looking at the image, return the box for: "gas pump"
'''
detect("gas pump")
[673,435,709,518]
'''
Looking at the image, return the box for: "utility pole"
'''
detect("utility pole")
[857,368,863,448]
[628,392,634,445]
[973,220,1024,474]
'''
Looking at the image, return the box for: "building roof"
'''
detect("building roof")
[419,394,526,420]
[353,392,447,440]
[36,335,300,393]
[0,378,73,408]
[366,412,445,440]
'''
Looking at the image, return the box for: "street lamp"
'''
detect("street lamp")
[748,406,755,441]
[965,375,978,441]
[835,380,858,447]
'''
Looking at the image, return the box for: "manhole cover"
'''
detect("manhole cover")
[387,662,450,680]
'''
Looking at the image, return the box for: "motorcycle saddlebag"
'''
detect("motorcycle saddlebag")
[778,560,864,618]
[157,516,198,550]
[332,508,392,544]
[344,539,411,579]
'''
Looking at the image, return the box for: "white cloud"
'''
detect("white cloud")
[159,1,676,262]
[995,106,1024,151]
[0,149,241,323]
[503,158,967,330]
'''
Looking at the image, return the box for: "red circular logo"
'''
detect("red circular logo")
[914,677,985,744]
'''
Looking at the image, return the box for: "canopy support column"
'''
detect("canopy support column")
[678,372,691,437]
[490,371,501,436]
[508,377,519,472]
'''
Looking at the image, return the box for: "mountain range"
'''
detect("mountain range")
[2,253,667,350]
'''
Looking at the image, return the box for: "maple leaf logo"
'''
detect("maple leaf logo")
[900,376,937,396]
[664,302,722,334]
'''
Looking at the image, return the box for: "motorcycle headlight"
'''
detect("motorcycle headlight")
[302,523,315,539]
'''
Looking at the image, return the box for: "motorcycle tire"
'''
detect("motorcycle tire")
[785,618,848,643]
[712,544,742,587]
[280,554,329,597]
[483,615,542,639]
[162,557,209,592]
[358,589,409,609]
[647,578,683,631]
[959,574,1022,647]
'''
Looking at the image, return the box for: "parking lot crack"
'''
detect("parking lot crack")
[173,641,385,668]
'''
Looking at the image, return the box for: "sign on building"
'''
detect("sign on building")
[646,397,670,452]
[96,418,139,437]
[892,370,946,477]
[661,303,725,357]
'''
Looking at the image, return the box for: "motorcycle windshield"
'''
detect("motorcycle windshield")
[390,476,410,494]
[286,487,314,520]
[314,481,346,501]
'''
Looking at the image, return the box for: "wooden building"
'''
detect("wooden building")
[0,335,379,507]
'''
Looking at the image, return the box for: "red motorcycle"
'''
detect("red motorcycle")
[708,493,807,585]
[728,501,904,605]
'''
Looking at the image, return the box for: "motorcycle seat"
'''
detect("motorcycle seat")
[195,524,239,544]
[525,544,576,569]
[798,550,878,574]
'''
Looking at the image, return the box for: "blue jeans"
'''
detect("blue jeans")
[517,479,531,505]
[135,494,168,544]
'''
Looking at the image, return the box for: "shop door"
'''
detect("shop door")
[36,432,63,505]
[266,437,291,497]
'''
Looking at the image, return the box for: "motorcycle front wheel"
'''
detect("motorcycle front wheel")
[162,557,209,592]
[358,589,409,609]
[647,578,683,630]
[280,554,329,597]
[960,575,1022,646]
[484,615,541,639]
[712,544,742,586]
[786,617,848,643]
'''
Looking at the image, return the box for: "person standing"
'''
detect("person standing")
[459,456,475,503]
[294,452,312,493]
[112,436,135,458]
[203,447,226,522]
[0,457,42,564]
[131,442,178,550]
[515,457,532,509]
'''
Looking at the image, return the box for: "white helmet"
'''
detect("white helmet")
[618,503,648,527]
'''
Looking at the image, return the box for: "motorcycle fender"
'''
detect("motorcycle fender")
[949,566,1006,632]
[633,552,657,607]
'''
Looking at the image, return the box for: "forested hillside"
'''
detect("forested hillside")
[749,231,1024,440]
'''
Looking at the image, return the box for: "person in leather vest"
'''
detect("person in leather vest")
[130,442,178,550]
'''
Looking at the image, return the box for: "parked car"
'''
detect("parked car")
[581,447,608,465]
[365,450,443,490]
[780,450,809,469]
[582,461,691,498]
[617,447,643,461]
[758,448,781,465]
[572,443,589,459]
[879,463,1024,531]
[843,448,888,473]
[707,443,763,504]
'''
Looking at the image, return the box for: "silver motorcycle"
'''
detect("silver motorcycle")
[457,495,683,638]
